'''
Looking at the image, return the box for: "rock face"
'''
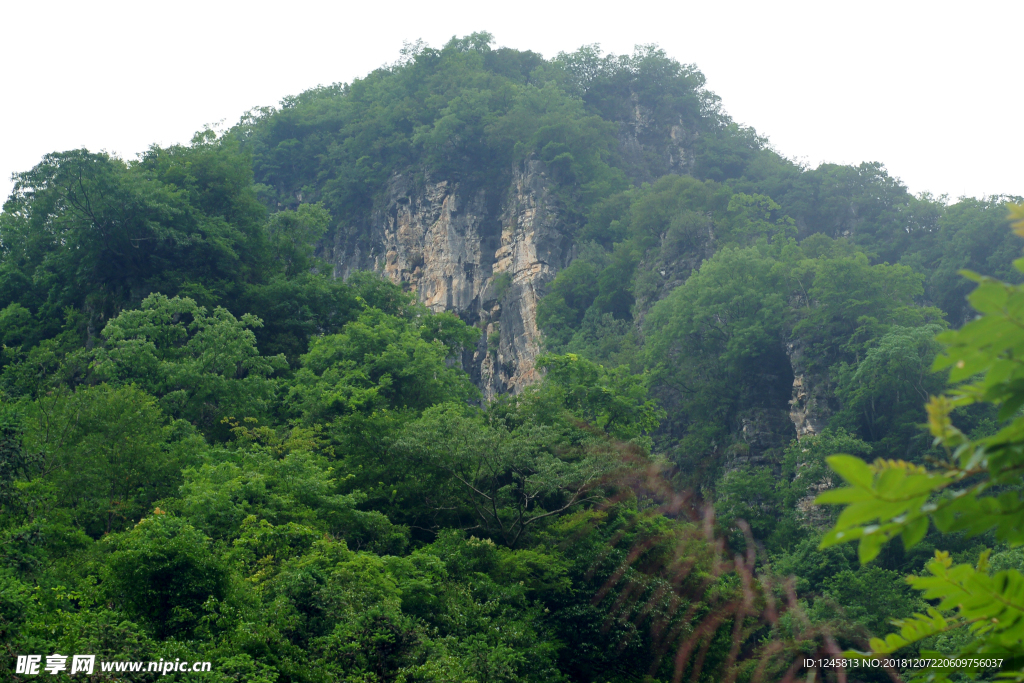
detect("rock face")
[786,338,837,526]
[326,159,573,398]
[734,406,797,467]
[318,137,824,470]
[786,339,833,439]
[614,99,696,184]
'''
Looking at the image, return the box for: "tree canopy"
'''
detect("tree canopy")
[1,34,1022,683]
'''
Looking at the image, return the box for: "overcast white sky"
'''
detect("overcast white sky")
[2,0,1021,204]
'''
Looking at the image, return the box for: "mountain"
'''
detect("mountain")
[234,33,1019,473]
[234,36,719,399]
[1,33,1022,682]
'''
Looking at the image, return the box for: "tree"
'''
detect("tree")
[815,206,1024,681]
[0,140,271,344]
[643,245,793,460]
[392,403,615,547]
[0,409,31,511]
[716,428,870,551]
[178,443,407,554]
[19,383,192,535]
[536,261,600,349]
[93,293,286,434]
[536,353,663,446]
[265,203,331,278]
[922,196,1024,326]
[833,324,947,457]
[792,251,941,373]
[104,513,228,638]
[815,565,927,637]
[287,307,478,424]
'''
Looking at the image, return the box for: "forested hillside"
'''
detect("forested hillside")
[1,34,1022,682]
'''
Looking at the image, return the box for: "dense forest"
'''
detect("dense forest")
[2,34,1023,682]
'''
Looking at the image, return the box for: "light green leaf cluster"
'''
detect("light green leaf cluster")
[93,293,287,432]
[287,307,479,422]
[861,608,950,655]
[817,455,946,563]
[536,352,664,445]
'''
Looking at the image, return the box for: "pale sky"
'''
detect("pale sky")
[2,0,1021,205]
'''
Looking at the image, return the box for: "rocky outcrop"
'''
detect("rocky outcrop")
[478,165,572,396]
[615,103,696,184]
[329,159,573,398]
[610,91,700,187]
[786,337,836,525]
[786,339,833,439]
[373,176,494,314]
[733,407,796,467]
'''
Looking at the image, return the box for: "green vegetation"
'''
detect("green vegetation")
[1,33,1022,682]
[810,205,1024,681]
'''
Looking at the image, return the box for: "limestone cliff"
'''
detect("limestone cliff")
[327,159,573,398]
[615,102,696,184]
[786,339,833,439]
[318,133,819,465]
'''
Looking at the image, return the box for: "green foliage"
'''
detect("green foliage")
[491,271,513,301]
[93,293,287,434]
[488,321,501,358]
[646,246,792,368]
[813,565,927,636]
[724,192,796,246]
[553,43,717,181]
[0,141,270,338]
[768,535,859,595]
[537,260,601,349]
[833,324,947,455]
[19,384,195,536]
[2,34,1022,683]
[266,202,331,277]
[104,513,229,638]
[0,303,33,350]
[716,429,870,551]
[287,307,479,423]
[537,353,663,445]
[236,271,364,365]
[793,252,942,371]
[0,410,29,510]
[180,445,407,554]
[237,35,655,230]
[715,465,782,541]
[780,429,872,508]
[391,401,616,547]
[816,207,1024,680]
[644,245,793,460]
[180,449,354,540]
